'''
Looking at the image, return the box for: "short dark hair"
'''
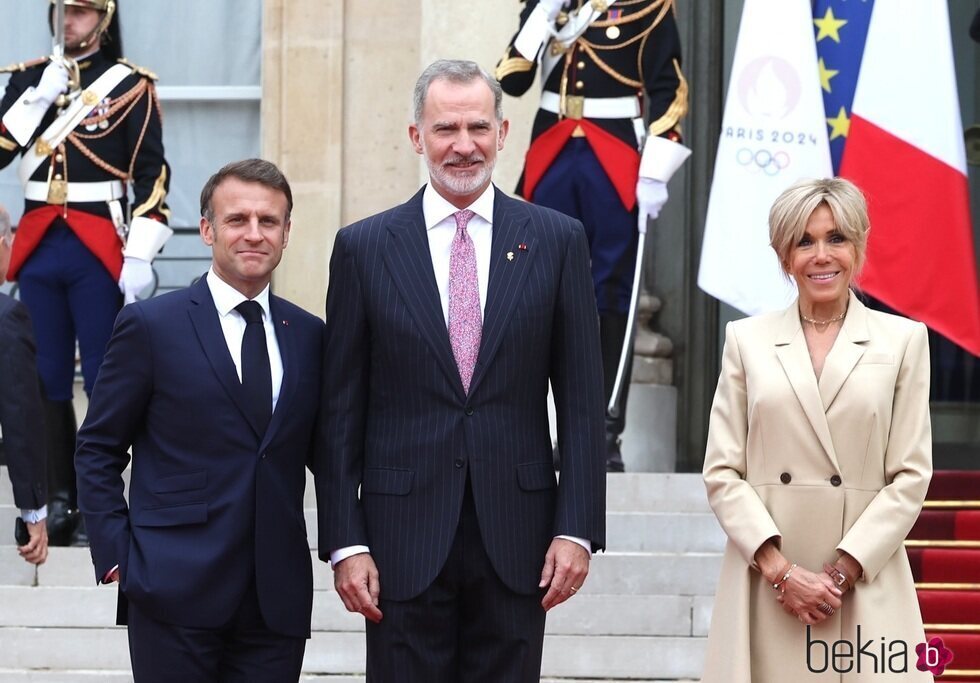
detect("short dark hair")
[200,158,293,224]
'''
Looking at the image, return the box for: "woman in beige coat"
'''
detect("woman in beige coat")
[701,178,933,682]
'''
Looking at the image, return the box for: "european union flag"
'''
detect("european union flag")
[812,0,874,173]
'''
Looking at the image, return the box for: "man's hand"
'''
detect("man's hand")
[17,519,48,565]
[25,61,69,107]
[333,552,383,623]
[119,256,154,304]
[636,177,669,232]
[539,538,590,611]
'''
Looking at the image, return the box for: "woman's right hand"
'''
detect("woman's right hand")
[777,566,842,624]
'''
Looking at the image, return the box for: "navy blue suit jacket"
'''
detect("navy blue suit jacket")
[0,294,46,510]
[76,277,323,638]
[319,186,606,601]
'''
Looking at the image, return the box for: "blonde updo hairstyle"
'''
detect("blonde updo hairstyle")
[768,177,870,279]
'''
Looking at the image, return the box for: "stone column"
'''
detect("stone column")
[263,0,345,316]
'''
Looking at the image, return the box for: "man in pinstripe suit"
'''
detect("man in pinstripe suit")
[319,60,606,681]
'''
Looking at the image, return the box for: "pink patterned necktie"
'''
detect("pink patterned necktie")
[448,209,481,394]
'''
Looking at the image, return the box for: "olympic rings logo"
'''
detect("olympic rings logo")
[736,148,791,176]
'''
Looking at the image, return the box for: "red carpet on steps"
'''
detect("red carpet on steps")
[909,470,980,682]
[910,510,980,541]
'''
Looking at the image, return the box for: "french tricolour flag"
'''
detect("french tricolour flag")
[841,1,980,355]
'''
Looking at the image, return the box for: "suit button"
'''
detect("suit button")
[780,472,791,484]
[465,407,474,416]
[831,475,842,487]
[454,459,464,469]
[261,453,267,459]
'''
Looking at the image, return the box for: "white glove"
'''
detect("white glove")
[119,256,154,304]
[24,61,69,107]
[539,0,566,22]
[636,178,669,233]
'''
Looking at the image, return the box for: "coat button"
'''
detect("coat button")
[465,407,474,416]
[780,472,791,484]
[454,459,464,469]
[831,474,842,487]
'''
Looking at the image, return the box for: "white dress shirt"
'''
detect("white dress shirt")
[331,185,590,566]
[206,268,284,413]
[423,183,494,324]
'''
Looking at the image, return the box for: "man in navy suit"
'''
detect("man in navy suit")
[320,60,606,681]
[0,204,48,565]
[75,159,324,682]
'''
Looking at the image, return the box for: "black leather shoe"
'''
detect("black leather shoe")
[46,494,75,546]
[606,437,626,473]
[70,515,89,547]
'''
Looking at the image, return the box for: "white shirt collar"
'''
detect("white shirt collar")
[206,267,271,319]
[422,183,495,231]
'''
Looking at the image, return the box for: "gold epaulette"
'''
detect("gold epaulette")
[495,50,534,81]
[648,58,688,137]
[117,58,158,81]
[0,56,49,74]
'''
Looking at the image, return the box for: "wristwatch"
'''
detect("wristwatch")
[825,563,851,591]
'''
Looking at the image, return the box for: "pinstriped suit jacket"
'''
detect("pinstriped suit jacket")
[318,185,606,601]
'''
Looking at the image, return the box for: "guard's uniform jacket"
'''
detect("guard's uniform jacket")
[0,49,170,283]
[496,0,687,214]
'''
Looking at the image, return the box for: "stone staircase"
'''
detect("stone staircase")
[0,467,723,681]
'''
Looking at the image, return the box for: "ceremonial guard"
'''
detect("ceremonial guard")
[496,0,689,471]
[0,0,171,544]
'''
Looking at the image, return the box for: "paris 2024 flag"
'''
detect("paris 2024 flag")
[840,1,980,355]
[698,0,833,315]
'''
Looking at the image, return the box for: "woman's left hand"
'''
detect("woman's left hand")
[776,565,843,625]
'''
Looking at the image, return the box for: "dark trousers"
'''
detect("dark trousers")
[531,138,638,316]
[127,579,307,683]
[17,221,122,400]
[366,482,547,683]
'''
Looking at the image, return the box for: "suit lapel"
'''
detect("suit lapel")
[187,278,263,436]
[260,296,296,448]
[773,302,839,468]
[468,189,535,397]
[383,188,465,399]
[817,291,868,411]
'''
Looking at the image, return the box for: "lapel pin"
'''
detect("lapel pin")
[518,243,528,251]
[507,251,514,261]
[282,320,289,326]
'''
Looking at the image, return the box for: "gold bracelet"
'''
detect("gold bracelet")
[772,563,797,592]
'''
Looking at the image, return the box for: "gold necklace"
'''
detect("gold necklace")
[800,308,846,330]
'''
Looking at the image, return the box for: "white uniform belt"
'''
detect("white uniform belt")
[24,180,124,204]
[539,92,641,119]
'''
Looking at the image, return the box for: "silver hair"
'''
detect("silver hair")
[0,206,11,247]
[413,59,504,124]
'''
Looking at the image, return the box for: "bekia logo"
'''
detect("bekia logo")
[807,627,955,675]
[915,636,954,676]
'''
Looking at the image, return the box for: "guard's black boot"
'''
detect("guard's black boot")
[42,398,79,546]
[600,314,631,473]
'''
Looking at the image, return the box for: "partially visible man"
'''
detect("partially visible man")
[0,0,172,544]
[321,60,605,682]
[0,204,48,565]
[76,159,323,682]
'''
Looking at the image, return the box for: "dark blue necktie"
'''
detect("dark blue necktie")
[235,300,272,434]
